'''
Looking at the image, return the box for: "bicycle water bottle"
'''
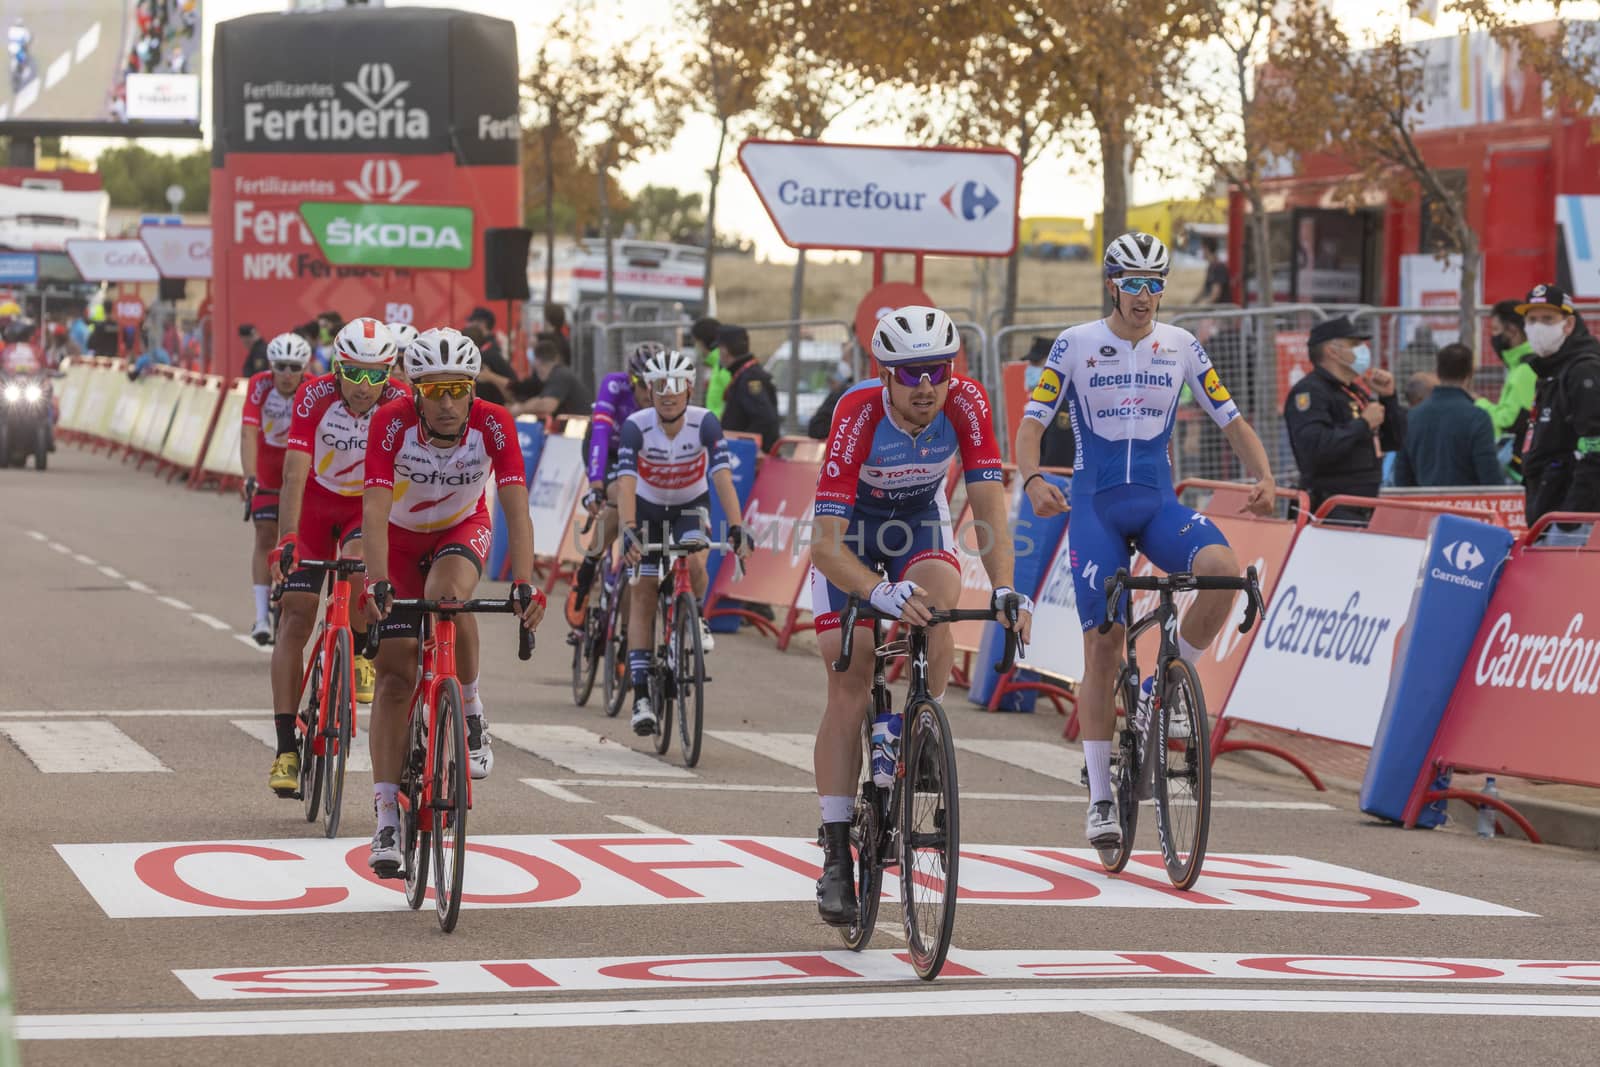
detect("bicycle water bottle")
[870,711,900,788]
[1476,777,1498,838]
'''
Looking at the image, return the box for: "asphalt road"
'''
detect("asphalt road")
[4,448,1600,1066]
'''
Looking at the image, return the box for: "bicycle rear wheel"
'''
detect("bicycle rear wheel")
[320,630,353,839]
[1155,657,1212,890]
[402,703,429,910]
[571,599,601,707]
[602,575,629,718]
[673,592,706,767]
[650,599,673,756]
[298,653,324,822]
[898,699,959,981]
[842,722,883,952]
[1098,675,1140,874]
[430,678,469,933]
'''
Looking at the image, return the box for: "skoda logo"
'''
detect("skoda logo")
[1442,540,1485,572]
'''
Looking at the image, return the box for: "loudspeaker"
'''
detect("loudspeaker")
[159,277,187,302]
[483,227,533,302]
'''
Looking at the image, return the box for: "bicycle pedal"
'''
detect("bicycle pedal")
[371,861,403,881]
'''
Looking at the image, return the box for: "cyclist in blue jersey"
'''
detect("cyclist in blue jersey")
[809,305,1033,927]
[565,343,659,631]
[1015,231,1276,850]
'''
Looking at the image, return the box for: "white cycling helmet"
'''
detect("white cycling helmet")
[406,327,482,380]
[870,305,960,365]
[265,332,312,368]
[385,322,419,353]
[642,348,696,394]
[1103,231,1170,277]
[332,316,399,367]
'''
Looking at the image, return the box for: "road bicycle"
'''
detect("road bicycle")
[288,557,365,839]
[832,596,1020,980]
[1096,566,1265,890]
[367,594,534,933]
[570,514,630,716]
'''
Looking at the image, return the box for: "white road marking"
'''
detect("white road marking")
[493,724,694,778]
[71,553,96,566]
[1086,1011,1274,1067]
[76,23,101,63]
[12,78,38,116]
[44,51,70,91]
[97,565,123,579]
[0,709,267,719]
[125,580,153,594]
[191,613,232,631]
[957,738,1086,786]
[0,721,168,773]
[156,595,193,611]
[522,779,592,804]
[233,633,272,653]
[605,815,671,833]
[707,729,815,772]
[232,720,371,773]
[26,530,46,541]
[24,986,1600,1040]
[48,541,70,554]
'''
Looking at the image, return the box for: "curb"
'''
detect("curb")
[0,884,17,1066]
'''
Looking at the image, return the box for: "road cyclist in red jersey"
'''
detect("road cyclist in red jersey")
[240,332,312,644]
[266,318,407,796]
[361,326,545,875]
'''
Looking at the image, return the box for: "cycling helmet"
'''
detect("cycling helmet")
[332,316,399,367]
[385,322,419,353]
[628,341,666,380]
[870,305,960,365]
[1103,231,1170,277]
[642,348,696,394]
[405,327,482,380]
[265,332,312,368]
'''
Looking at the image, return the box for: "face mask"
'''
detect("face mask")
[1490,333,1512,354]
[1349,343,1372,376]
[1526,320,1569,357]
[1025,364,1044,390]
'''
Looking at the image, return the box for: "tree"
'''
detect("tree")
[625,185,706,243]
[523,15,602,313]
[94,145,210,212]
[523,125,631,240]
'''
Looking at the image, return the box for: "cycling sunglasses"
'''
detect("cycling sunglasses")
[271,362,303,374]
[890,361,953,387]
[651,376,690,396]
[413,378,474,400]
[1115,276,1166,295]
[336,363,391,387]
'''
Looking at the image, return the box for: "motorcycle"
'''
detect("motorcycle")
[8,38,34,94]
[0,346,54,471]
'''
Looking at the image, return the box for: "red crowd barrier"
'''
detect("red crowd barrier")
[705,453,821,650]
[1400,513,1600,840]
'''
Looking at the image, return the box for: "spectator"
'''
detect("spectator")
[237,323,268,375]
[1193,236,1231,305]
[69,307,92,354]
[690,316,727,416]
[1404,371,1437,408]
[807,359,855,440]
[88,302,121,358]
[1022,335,1076,469]
[313,310,342,366]
[542,303,572,364]
[465,321,520,405]
[1283,315,1406,520]
[1476,299,1538,483]
[716,324,781,452]
[1517,284,1600,524]
[515,338,593,418]
[1393,344,1501,488]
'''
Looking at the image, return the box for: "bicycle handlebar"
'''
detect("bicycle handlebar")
[294,558,369,577]
[1097,565,1266,636]
[363,595,536,662]
[830,595,1021,676]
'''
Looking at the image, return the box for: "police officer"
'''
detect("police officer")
[717,324,782,452]
[1284,315,1405,521]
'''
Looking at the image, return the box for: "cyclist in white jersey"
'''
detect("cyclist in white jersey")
[1015,231,1276,849]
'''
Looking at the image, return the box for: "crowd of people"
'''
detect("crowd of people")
[108,0,200,122]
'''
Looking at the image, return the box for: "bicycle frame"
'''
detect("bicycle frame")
[294,560,363,755]
[402,611,469,821]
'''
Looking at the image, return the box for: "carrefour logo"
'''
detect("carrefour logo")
[1441,540,1485,572]
[940,180,1000,221]
[299,202,474,270]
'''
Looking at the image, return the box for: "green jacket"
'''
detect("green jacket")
[704,349,732,418]
[1475,340,1536,436]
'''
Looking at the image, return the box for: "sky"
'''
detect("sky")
[60,0,1600,262]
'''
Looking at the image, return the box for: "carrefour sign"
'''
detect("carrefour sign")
[738,140,1019,256]
[298,202,473,269]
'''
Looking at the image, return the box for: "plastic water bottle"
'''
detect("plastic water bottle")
[1476,777,1498,838]
[870,712,900,788]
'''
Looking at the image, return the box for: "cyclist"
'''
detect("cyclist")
[809,305,1033,927]
[361,327,545,875]
[617,348,751,735]
[240,332,312,644]
[266,318,406,797]
[564,342,658,631]
[1015,231,1275,851]
[385,322,418,384]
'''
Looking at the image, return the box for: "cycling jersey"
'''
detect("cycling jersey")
[616,406,731,507]
[813,375,1003,521]
[242,371,297,492]
[285,373,407,498]
[364,397,525,533]
[587,372,640,483]
[1022,320,1240,497]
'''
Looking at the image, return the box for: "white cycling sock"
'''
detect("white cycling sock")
[819,794,855,824]
[252,584,269,621]
[373,782,400,829]
[1084,740,1113,805]
[462,678,483,719]
[1178,634,1205,664]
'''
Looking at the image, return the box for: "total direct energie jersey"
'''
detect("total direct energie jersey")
[814,375,1003,521]
[364,397,526,532]
[1022,319,1240,496]
[616,405,731,507]
[286,373,408,498]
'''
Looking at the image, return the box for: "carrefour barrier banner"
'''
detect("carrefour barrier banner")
[705,436,762,631]
[971,473,1070,709]
[709,456,819,613]
[1361,515,1513,826]
[527,435,585,559]
[1013,518,1086,685]
[1224,526,1425,747]
[489,417,546,580]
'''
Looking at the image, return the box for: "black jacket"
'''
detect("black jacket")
[807,382,852,440]
[1393,385,1502,488]
[721,355,782,452]
[1523,317,1600,523]
[1283,364,1406,509]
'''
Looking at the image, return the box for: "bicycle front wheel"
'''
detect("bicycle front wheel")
[673,592,706,767]
[1155,657,1212,890]
[571,601,601,707]
[321,630,353,839]
[1098,674,1140,874]
[898,699,959,981]
[298,653,324,823]
[402,703,428,911]
[842,722,883,952]
[602,576,629,718]
[430,678,469,933]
